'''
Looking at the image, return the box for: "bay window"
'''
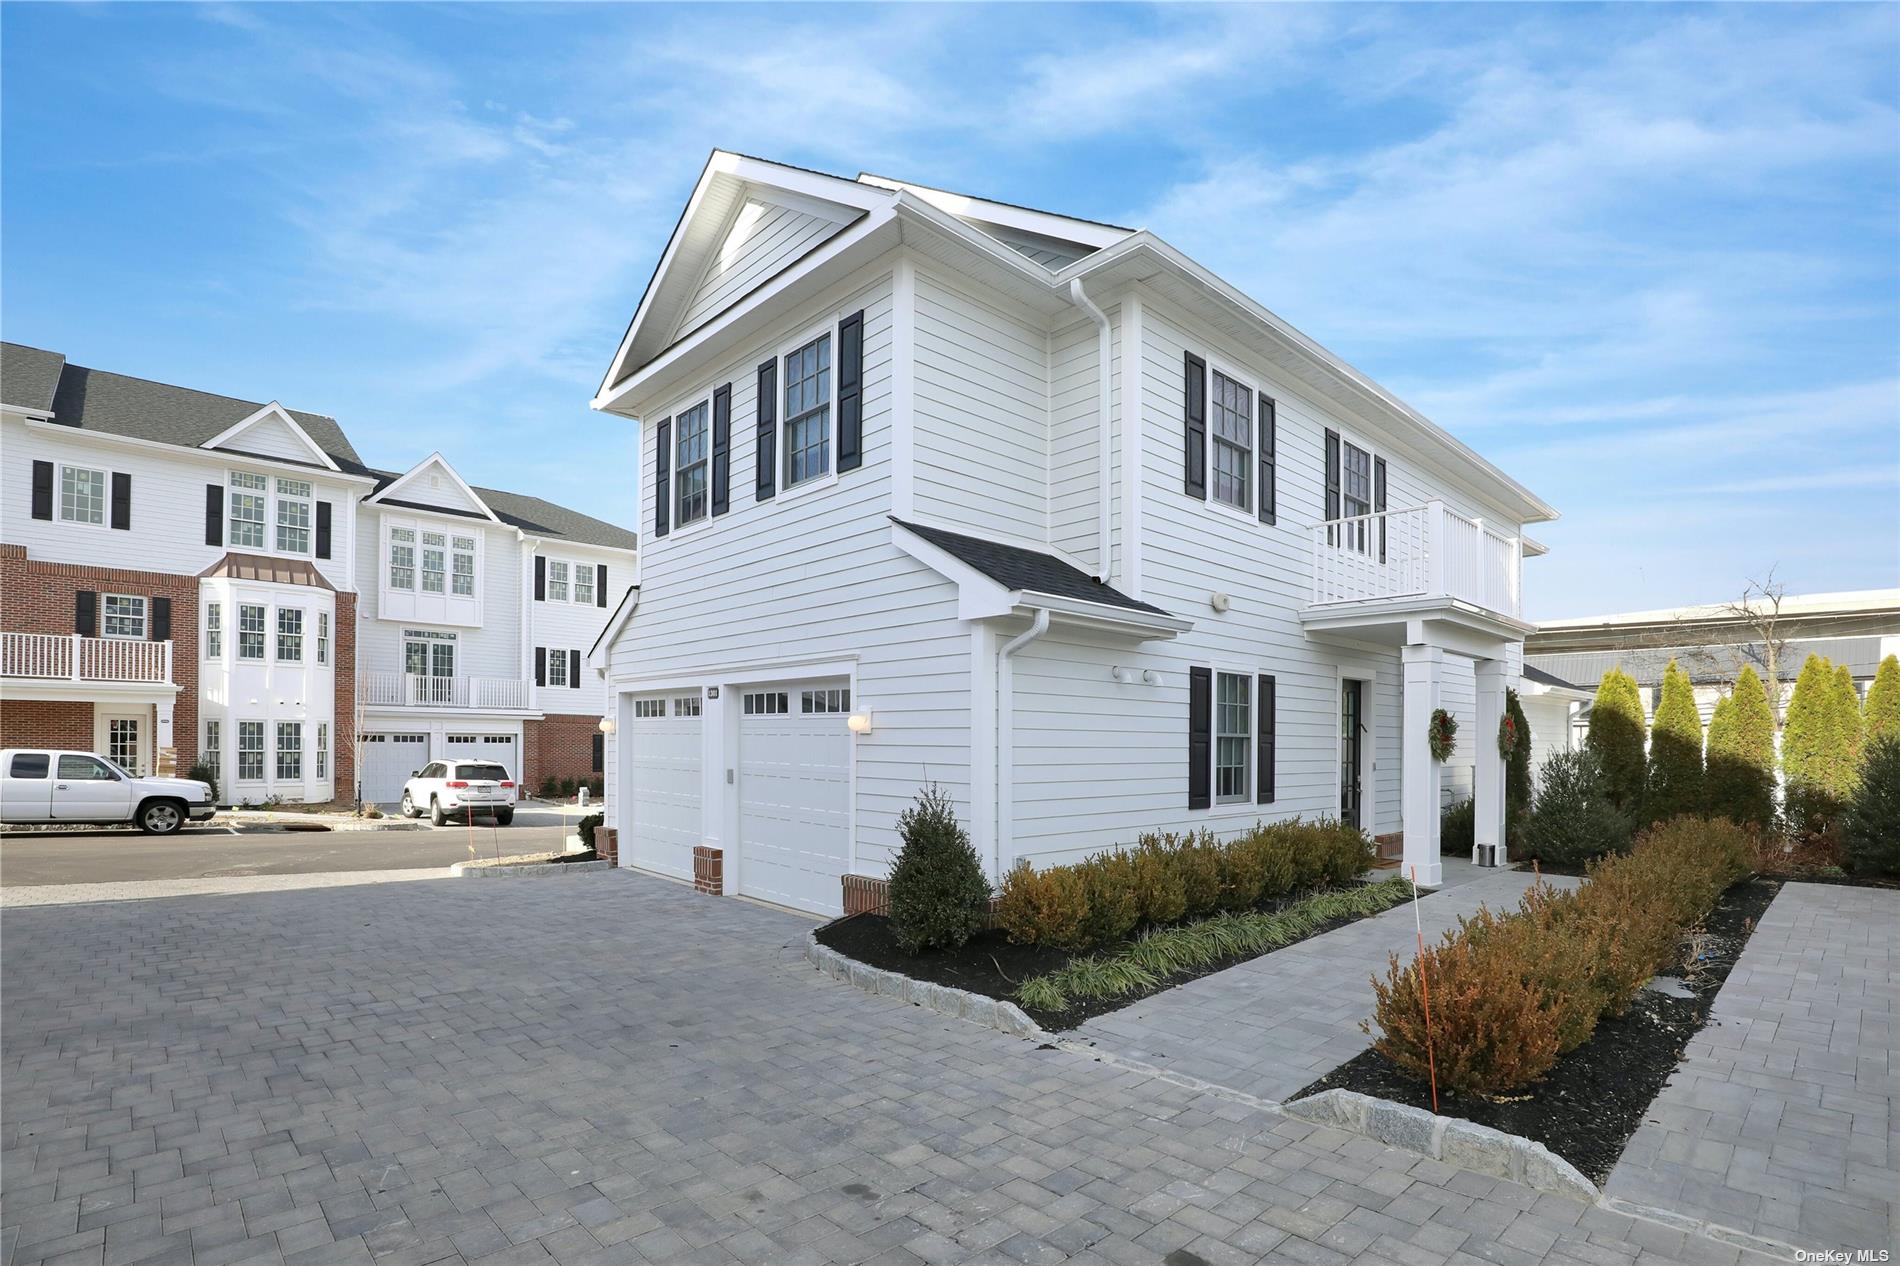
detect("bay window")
[229,473,268,549]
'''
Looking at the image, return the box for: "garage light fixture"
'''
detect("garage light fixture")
[598,717,615,735]
[847,711,873,735]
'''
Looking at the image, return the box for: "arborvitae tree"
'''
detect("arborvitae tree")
[1834,662,1865,776]
[1706,665,1776,828]
[1644,659,1704,823]
[1586,667,1647,812]
[1866,654,1900,748]
[1784,654,1857,833]
[1504,688,1533,841]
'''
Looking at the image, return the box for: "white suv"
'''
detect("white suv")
[399,759,516,826]
[0,749,216,834]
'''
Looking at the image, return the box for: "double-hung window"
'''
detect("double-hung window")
[1341,438,1373,552]
[275,478,312,554]
[388,527,416,589]
[60,465,107,524]
[783,333,831,487]
[421,532,446,593]
[237,721,265,781]
[547,647,568,687]
[229,473,268,549]
[316,612,330,666]
[1210,370,1253,512]
[674,401,710,525]
[275,722,301,780]
[1215,672,1251,803]
[204,720,221,778]
[205,603,222,658]
[451,537,476,596]
[102,594,146,640]
[277,609,303,662]
[237,604,266,660]
[573,562,594,606]
[548,560,569,602]
[315,724,329,780]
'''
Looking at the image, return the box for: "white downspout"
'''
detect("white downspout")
[994,608,1052,879]
[1068,278,1113,583]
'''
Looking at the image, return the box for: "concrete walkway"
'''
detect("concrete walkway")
[1069,866,1581,1103]
[1605,882,1898,1251]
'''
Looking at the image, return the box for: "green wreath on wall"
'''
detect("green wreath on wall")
[1497,712,1521,760]
[1428,708,1458,762]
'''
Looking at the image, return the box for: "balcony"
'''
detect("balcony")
[363,671,532,711]
[1303,501,1530,646]
[1,632,173,683]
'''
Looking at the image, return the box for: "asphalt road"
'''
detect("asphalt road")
[0,813,580,886]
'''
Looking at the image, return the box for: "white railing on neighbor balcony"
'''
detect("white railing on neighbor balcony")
[1309,500,1522,618]
[363,671,532,711]
[0,632,173,683]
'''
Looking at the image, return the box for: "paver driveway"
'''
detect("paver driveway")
[3,871,1779,1266]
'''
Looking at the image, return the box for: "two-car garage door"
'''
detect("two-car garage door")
[623,679,852,916]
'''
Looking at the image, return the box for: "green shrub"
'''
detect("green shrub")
[576,812,603,850]
[1705,665,1777,829]
[559,777,578,798]
[1784,655,1861,835]
[1077,852,1140,947]
[1174,833,1223,918]
[539,775,559,799]
[1587,667,1648,811]
[886,786,992,953]
[1505,688,1534,842]
[1441,797,1474,856]
[997,861,1090,950]
[188,759,220,803]
[1644,660,1705,824]
[1129,838,1187,925]
[1866,655,1900,748]
[1843,738,1900,876]
[1518,749,1633,866]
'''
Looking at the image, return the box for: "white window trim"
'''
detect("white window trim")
[227,469,316,558]
[275,607,304,663]
[1327,424,1387,556]
[546,646,569,688]
[1212,667,1253,806]
[57,463,111,530]
[204,602,223,660]
[273,476,315,557]
[547,558,571,603]
[100,593,147,641]
[236,603,267,661]
[570,558,596,606]
[775,318,841,504]
[1201,355,1259,524]
[236,720,266,783]
[316,612,330,667]
[664,392,716,536]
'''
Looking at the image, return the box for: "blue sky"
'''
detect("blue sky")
[4,3,1896,619]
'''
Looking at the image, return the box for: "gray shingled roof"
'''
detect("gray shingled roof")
[368,471,637,551]
[893,518,1169,617]
[2,343,68,413]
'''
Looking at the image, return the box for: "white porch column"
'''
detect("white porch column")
[1474,657,1507,867]
[1401,643,1444,888]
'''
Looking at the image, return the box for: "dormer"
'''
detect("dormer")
[201,402,341,471]
[366,454,498,627]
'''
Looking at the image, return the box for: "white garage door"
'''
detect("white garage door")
[626,694,702,881]
[362,733,428,804]
[448,733,518,775]
[737,681,852,916]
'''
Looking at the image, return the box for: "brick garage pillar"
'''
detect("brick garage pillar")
[841,874,890,916]
[693,846,723,895]
[592,826,618,867]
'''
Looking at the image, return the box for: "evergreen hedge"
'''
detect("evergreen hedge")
[1505,688,1533,841]
[1704,664,1776,829]
[1843,738,1900,876]
[1586,667,1647,812]
[1644,659,1704,823]
[1866,654,1900,747]
[1784,654,1861,834]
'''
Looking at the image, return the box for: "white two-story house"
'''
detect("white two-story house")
[589,152,1556,916]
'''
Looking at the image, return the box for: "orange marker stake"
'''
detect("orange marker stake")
[1409,865,1440,1114]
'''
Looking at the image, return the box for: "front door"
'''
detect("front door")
[97,711,146,777]
[1340,680,1363,828]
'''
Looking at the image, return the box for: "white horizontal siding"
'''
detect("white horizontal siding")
[528,543,627,715]
[674,198,851,337]
[354,516,524,684]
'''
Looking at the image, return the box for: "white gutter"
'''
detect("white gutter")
[1068,278,1113,583]
[994,609,1051,879]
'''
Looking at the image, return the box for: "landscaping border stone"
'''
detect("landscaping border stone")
[804,929,1051,1041]
[449,859,613,879]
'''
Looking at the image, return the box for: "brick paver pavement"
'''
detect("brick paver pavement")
[4,870,1783,1266]
[1606,882,1898,1252]
[1070,869,1582,1103]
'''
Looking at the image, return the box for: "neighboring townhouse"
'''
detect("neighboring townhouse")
[2,342,635,806]
[589,151,1557,916]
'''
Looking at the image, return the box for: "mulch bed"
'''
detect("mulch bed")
[1295,875,1783,1184]
[816,888,1399,1032]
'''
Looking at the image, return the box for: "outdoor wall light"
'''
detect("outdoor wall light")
[598,717,615,735]
[847,712,873,735]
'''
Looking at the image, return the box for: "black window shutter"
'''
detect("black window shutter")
[315,502,332,559]
[654,417,672,538]
[1183,352,1207,498]
[1258,395,1277,525]
[595,564,608,607]
[1324,429,1342,544]
[591,732,604,772]
[31,461,53,520]
[534,647,546,687]
[534,556,546,601]
[75,591,97,638]
[711,383,732,516]
[150,597,171,642]
[1257,674,1276,804]
[569,649,581,688]
[837,310,864,472]
[110,473,131,530]
[755,360,777,501]
[1373,457,1388,563]
[1188,666,1212,810]
[204,484,222,546]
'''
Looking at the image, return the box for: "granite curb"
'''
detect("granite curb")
[803,929,1049,1041]
[449,859,614,878]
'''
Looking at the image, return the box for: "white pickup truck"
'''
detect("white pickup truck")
[0,749,216,834]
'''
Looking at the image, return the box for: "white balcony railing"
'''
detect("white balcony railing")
[363,671,532,710]
[1,632,173,683]
[1309,500,1522,618]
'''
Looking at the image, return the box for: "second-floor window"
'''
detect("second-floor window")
[421,532,447,593]
[317,612,329,666]
[275,479,313,554]
[237,603,265,660]
[451,536,476,596]
[229,473,268,549]
[675,401,710,525]
[548,560,569,602]
[1210,370,1253,512]
[574,562,594,605]
[102,594,146,640]
[389,527,416,589]
[547,647,569,687]
[277,608,303,662]
[60,465,107,524]
[784,333,831,488]
[205,603,222,658]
